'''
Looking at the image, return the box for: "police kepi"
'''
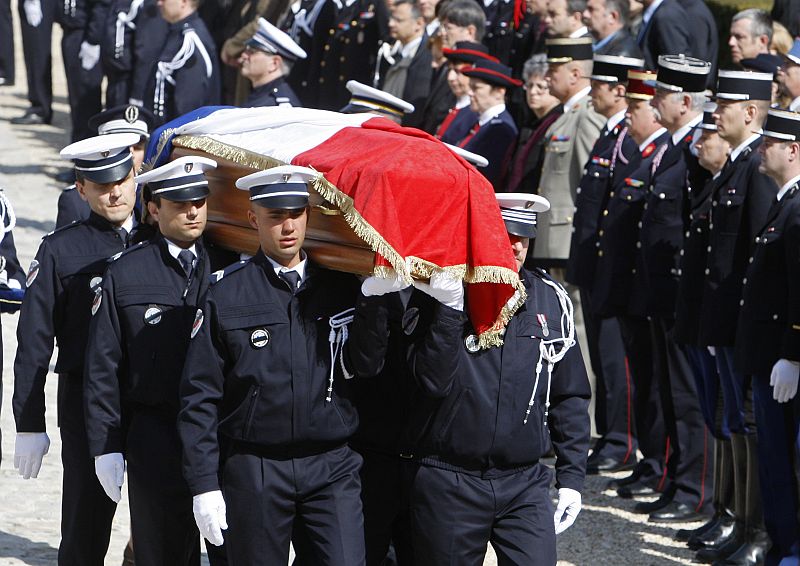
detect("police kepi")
[340,80,415,124]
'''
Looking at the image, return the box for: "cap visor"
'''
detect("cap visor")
[252,194,310,209]
[158,184,210,202]
[80,160,133,184]
[504,220,537,239]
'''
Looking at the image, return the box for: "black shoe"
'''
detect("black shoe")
[0,77,14,86]
[634,492,673,514]
[649,501,707,523]
[606,469,643,490]
[714,530,770,566]
[689,512,738,551]
[618,480,659,498]
[11,111,49,125]
[55,169,75,184]
[587,454,637,474]
[696,526,744,563]
[677,513,719,543]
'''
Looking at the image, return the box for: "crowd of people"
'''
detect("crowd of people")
[2,0,800,564]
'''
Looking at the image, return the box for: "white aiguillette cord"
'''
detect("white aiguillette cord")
[327,307,355,402]
[115,0,144,59]
[0,189,17,246]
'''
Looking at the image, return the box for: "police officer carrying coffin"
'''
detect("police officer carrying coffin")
[566,53,642,474]
[57,104,155,229]
[239,18,307,108]
[591,69,670,498]
[178,166,367,564]
[84,156,224,566]
[12,133,154,566]
[400,193,591,565]
[736,108,800,565]
[340,80,415,124]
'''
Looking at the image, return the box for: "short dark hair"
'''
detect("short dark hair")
[567,0,587,15]
[394,0,423,19]
[604,0,629,25]
[441,0,486,41]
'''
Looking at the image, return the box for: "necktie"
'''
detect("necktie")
[458,123,481,148]
[116,226,129,247]
[280,270,301,294]
[178,249,195,278]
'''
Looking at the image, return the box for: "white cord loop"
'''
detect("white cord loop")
[327,308,355,402]
[0,189,17,246]
[115,0,143,59]
[154,29,213,118]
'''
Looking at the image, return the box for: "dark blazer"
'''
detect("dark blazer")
[419,64,455,136]
[771,0,800,37]
[462,109,518,190]
[375,38,433,129]
[637,0,692,71]
[244,76,302,107]
[677,0,718,86]
[438,106,478,146]
[595,29,642,57]
[481,0,515,63]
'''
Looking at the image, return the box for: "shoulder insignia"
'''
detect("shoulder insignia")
[191,308,204,338]
[684,133,693,144]
[44,220,81,238]
[26,260,40,288]
[63,184,76,192]
[210,259,249,285]
[107,240,148,263]
[550,134,570,142]
[625,177,645,187]
[642,142,655,158]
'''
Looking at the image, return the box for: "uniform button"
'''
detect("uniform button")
[576,187,582,194]
[707,245,712,252]
[329,29,335,35]
[709,223,714,230]
[320,77,325,83]
[712,200,718,206]
[689,213,694,220]
[598,250,604,257]
[595,241,599,247]
[685,231,690,238]
[340,56,345,62]
[749,256,754,263]
[571,227,576,233]
[726,200,732,206]
[603,210,609,216]
[632,268,637,274]
[705,268,710,275]
[774,314,779,320]
[636,242,642,248]
[743,277,747,285]
[627,195,632,201]
[320,60,326,67]
[598,230,604,236]
[696,227,702,233]
[593,172,600,178]
[339,75,345,80]
[324,45,330,51]
[680,249,684,256]
[677,269,682,275]
[740,299,745,306]
[643,203,648,210]
[582,168,587,175]
[351,19,357,25]
[659,193,666,199]
[638,221,643,228]
[609,191,615,198]
[574,206,577,212]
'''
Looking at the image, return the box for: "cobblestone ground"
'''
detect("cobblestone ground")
[0,9,705,565]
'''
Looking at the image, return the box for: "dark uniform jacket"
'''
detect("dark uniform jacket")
[13,213,153,431]
[566,119,637,289]
[244,76,302,107]
[419,65,456,136]
[56,185,91,229]
[591,129,669,317]
[505,105,562,193]
[281,0,325,106]
[481,0,514,63]
[401,269,591,490]
[735,184,800,376]
[698,138,777,347]
[437,106,478,146]
[84,236,210,457]
[57,0,107,36]
[462,108,518,191]
[594,29,642,57]
[178,251,362,496]
[637,0,692,71]
[677,0,717,86]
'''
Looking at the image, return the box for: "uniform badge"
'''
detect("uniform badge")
[191,309,203,339]
[89,276,103,294]
[642,143,655,158]
[184,163,193,173]
[101,150,110,158]
[26,260,40,288]
[91,291,102,315]
[250,328,270,348]
[402,307,419,336]
[537,313,549,337]
[464,334,480,353]
[124,105,139,123]
[144,305,162,325]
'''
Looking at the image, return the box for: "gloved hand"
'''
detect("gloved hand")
[14,432,50,479]
[95,452,125,503]
[79,42,101,70]
[412,271,464,311]
[553,487,581,534]
[707,346,716,357]
[361,272,410,296]
[771,358,800,403]
[193,490,227,546]
[22,0,42,27]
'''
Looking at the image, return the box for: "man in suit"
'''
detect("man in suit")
[0,0,13,85]
[782,39,800,112]
[545,0,589,38]
[677,0,717,87]
[583,0,641,56]
[729,9,772,67]
[375,0,432,128]
[635,0,691,70]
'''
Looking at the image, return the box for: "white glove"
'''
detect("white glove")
[193,490,228,546]
[22,0,42,27]
[14,432,50,479]
[553,487,581,535]
[79,42,101,70]
[771,359,800,403]
[412,271,465,311]
[94,452,125,503]
[707,346,716,357]
[361,273,410,296]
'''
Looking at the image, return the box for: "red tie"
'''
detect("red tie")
[435,107,461,140]
[458,123,481,148]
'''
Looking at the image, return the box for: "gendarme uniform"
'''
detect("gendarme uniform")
[401,194,591,566]
[735,109,800,563]
[84,157,220,566]
[565,55,642,473]
[178,167,366,565]
[13,134,154,566]
[243,18,306,108]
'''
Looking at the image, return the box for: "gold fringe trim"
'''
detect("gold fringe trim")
[173,135,286,170]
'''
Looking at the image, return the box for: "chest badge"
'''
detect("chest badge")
[190,309,203,339]
[464,334,480,353]
[91,291,102,316]
[89,276,103,293]
[26,260,39,288]
[251,328,270,349]
[537,313,550,337]
[144,305,162,325]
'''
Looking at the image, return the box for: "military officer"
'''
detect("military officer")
[13,0,55,124]
[591,69,669,499]
[632,54,712,523]
[458,59,521,190]
[695,71,776,563]
[12,133,154,566]
[84,157,222,566]
[736,108,800,566]
[565,53,642,474]
[340,80,415,124]
[239,18,306,108]
[400,193,591,565]
[178,166,366,565]
[57,104,155,229]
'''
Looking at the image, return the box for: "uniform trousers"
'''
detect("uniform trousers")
[684,344,727,438]
[57,374,117,566]
[752,372,800,564]
[715,346,753,435]
[126,410,201,566]
[105,72,131,109]
[650,318,712,511]
[581,289,636,464]
[61,28,103,142]
[18,0,55,120]
[618,315,667,488]
[222,444,365,566]
[406,462,556,566]
[0,0,13,81]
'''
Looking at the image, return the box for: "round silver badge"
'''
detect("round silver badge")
[464,334,480,353]
[251,328,270,349]
[89,276,103,293]
[144,306,162,325]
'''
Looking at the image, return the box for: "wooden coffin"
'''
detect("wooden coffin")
[171,144,376,275]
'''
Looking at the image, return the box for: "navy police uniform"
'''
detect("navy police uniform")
[244,76,301,107]
[17,0,56,122]
[57,185,90,229]
[0,0,13,84]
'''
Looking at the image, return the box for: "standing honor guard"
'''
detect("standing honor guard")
[12,134,153,566]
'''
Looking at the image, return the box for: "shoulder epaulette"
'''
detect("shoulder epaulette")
[63,184,76,192]
[108,240,149,264]
[43,220,81,239]
[210,259,250,285]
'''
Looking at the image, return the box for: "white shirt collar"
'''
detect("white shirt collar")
[164,238,197,261]
[479,103,506,125]
[426,19,439,36]
[569,25,589,38]
[605,109,627,132]
[791,96,800,112]
[778,173,800,201]
[456,95,471,109]
[730,133,761,163]
[639,127,667,151]
[642,0,666,24]
[671,113,702,145]
[266,252,308,283]
[400,35,423,58]
[563,85,591,113]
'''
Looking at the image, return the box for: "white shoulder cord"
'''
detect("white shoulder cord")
[523,277,576,425]
[0,190,17,246]
[153,29,214,118]
[114,0,145,59]
[327,307,355,402]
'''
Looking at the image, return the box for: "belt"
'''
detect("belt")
[228,439,346,461]
[403,454,536,479]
